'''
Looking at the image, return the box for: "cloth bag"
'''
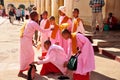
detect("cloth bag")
[104,24,109,31]
[67,50,81,71]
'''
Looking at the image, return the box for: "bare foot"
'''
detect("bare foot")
[18,72,27,78]
[115,57,120,62]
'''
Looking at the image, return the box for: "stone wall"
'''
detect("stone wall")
[73,0,92,26]
[105,0,120,22]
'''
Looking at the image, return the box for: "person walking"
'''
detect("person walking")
[21,9,25,22]
[16,8,21,23]
[8,8,15,24]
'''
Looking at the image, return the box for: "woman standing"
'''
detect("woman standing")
[18,11,51,77]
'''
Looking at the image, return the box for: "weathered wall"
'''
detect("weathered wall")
[105,0,120,22]
[73,0,92,25]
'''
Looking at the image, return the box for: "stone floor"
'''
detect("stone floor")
[0,17,120,80]
[93,30,120,60]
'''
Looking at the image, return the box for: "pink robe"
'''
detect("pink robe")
[37,44,67,75]
[40,19,50,53]
[72,18,85,34]
[59,16,72,54]
[68,33,95,75]
[50,25,61,44]
[20,20,50,71]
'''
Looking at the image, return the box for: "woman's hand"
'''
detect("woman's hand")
[55,42,59,45]
[63,61,68,68]
[36,41,41,50]
[31,61,39,65]
[38,56,45,60]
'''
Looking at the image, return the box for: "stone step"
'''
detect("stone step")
[103,48,120,57]
[97,41,120,47]
[94,48,120,62]
[93,35,120,40]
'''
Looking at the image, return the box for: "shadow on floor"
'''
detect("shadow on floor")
[34,73,48,80]
[34,73,72,80]
[12,23,22,26]
[90,71,116,80]
[33,71,116,80]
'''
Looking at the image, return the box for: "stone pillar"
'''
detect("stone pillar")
[51,0,59,22]
[34,0,37,6]
[36,0,41,15]
[41,0,45,14]
[102,0,107,19]
[64,0,73,17]
[58,0,64,6]
[45,0,51,17]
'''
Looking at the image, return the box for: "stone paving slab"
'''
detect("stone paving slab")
[0,17,7,25]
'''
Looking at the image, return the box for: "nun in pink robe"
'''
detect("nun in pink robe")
[40,19,50,54]
[58,6,72,54]
[62,29,95,80]
[50,25,61,45]
[19,19,50,75]
[72,18,85,34]
[73,33,95,80]
[34,44,68,75]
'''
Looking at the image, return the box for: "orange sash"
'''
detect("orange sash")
[51,24,59,39]
[59,23,69,31]
[59,16,70,31]
[61,16,69,24]
[72,18,81,33]
[44,20,50,29]
[71,33,77,54]
[20,22,27,38]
